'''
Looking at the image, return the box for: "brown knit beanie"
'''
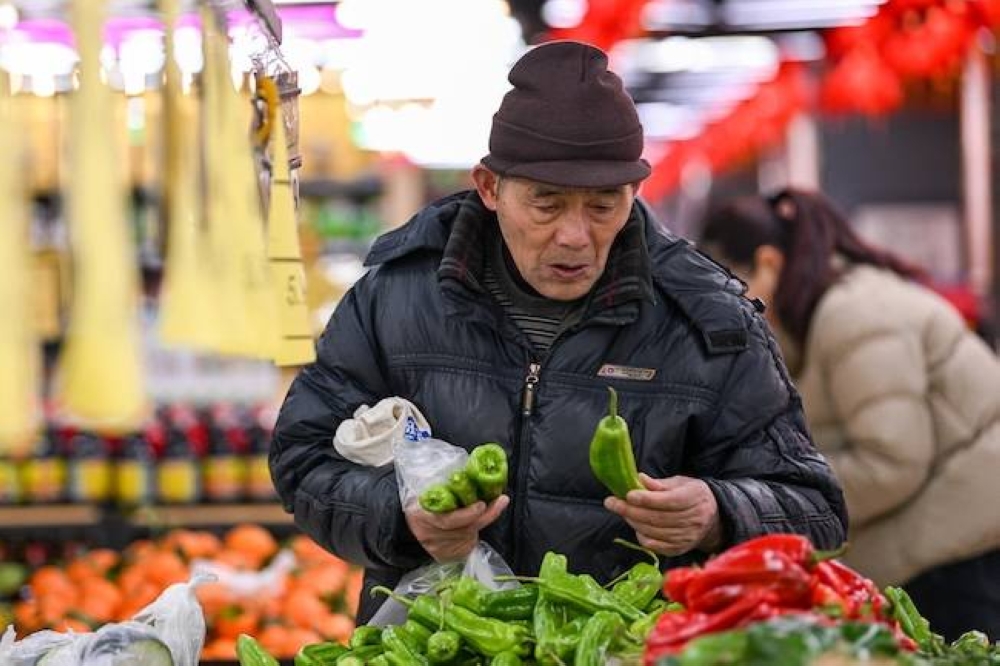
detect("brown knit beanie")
[481,40,651,188]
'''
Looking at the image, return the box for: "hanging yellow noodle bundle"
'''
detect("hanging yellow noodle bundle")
[201,5,279,359]
[157,0,222,349]
[0,72,40,455]
[265,77,315,367]
[54,0,147,432]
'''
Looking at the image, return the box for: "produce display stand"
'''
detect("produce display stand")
[0,502,295,551]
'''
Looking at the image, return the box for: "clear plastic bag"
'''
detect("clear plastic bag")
[189,549,295,600]
[392,429,469,511]
[0,575,212,666]
[377,418,517,628]
[367,541,517,627]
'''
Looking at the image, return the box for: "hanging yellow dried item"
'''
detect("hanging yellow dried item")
[157,0,223,350]
[0,72,41,455]
[54,0,147,433]
[264,76,316,367]
[201,5,279,359]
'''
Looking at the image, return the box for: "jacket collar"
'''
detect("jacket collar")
[366,189,655,321]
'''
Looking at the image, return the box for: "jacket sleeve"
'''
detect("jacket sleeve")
[269,276,428,570]
[812,323,935,528]
[689,310,849,550]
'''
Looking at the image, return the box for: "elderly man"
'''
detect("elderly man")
[270,40,847,622]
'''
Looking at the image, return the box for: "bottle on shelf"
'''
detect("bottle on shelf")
[155,405,204,505]
[66,431,113,504]
[245,404,277,502]
[201,403,247,503]
[0,454,21,505]
[116,432,155,507]
[19,428,67,504]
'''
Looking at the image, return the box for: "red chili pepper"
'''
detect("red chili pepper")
[813,560,887,620]
[811,581,851,615]
[706,534,845,571]
[686,583,745,613]
[664,566,700,605]
[684,549,813,610]
[645,587,773,655]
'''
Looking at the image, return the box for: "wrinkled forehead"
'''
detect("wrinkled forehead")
[510,177,635,198]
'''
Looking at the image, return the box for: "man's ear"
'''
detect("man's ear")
[472,164,500,211]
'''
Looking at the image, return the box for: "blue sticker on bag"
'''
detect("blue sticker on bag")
[403,415,430,442]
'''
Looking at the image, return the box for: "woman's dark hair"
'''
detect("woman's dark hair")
[700,187,924,345]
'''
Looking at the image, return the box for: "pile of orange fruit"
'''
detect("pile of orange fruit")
[9,525,364,660]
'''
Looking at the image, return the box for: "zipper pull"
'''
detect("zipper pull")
[522,362,541,417]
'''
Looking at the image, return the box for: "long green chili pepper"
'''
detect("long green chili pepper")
[466,444,508,501]
[589,387,643,499]
[612,564,663,610]
[382,626,429,666]
[337,644,385,664]
[369,656,391,666]
[539,551,568,578]
[532,597,565,665]
[419,484,460,513]
[884,586,945,655]
[489,651,523,666]
[546,617,588,664]
[628,603,672,641]
[372,587,531,657]
[608,539,664,610]
[426,630,462,665]
[528,571,645,622]
[295,642,350,666]
[451,577,538,621]
[349,626,384,649]
[337,657,365,666]
[336,644,384,666]
[573,611,624,666]
[401,619,434,651]
[447,470,480,507]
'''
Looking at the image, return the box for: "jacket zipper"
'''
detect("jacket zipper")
[521,362,542,416]
[512,360,541,572]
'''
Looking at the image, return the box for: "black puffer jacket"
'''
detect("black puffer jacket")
[271,191,847,622]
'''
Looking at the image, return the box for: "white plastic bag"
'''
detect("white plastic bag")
[0,627,75,666]
[0,575,212,666]
[189,549,295,601]
[333,397,432,467]
[130,574,214,666]
[367,541,517,627]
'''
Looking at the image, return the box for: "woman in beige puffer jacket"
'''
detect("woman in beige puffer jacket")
[699,188,1000,641]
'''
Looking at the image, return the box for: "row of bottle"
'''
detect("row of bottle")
[0,403,278,507]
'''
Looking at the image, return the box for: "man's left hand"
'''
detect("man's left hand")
[604,473,722,556]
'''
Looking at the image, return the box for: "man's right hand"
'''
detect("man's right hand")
[405,495,510,562]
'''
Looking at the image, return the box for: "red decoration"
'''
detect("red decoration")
[547,0,650,52]
[643,63,809,201]
[641,0,992,203]
[971,0,1000,26]
[881,4,975,78]
[821,44,904,115]
[887,0,940,10]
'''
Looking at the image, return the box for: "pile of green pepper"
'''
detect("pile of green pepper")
[419,443,510,514]
[288,543,676,666]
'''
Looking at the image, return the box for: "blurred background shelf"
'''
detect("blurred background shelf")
[129,502,292,529]
[0,504,100,528]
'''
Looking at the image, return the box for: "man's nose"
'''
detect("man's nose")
[553,209,590,249]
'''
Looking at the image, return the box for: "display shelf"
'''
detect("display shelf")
[130,502,292,528]
[0,503,295,548]
[0,504,101,527]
